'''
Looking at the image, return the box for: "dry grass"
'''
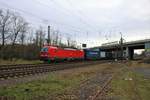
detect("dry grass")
[109,62,150,100]
[0,63,113,100]
[126,61,150,68]
[0,59,42,65]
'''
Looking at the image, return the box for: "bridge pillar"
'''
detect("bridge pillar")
[129,48,134,60]
[126,47,129,60]
[145,42,150,57]
[126,47,134,60]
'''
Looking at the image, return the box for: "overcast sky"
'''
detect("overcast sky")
[0,0,150,47]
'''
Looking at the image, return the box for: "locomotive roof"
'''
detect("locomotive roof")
[43,45,82,50]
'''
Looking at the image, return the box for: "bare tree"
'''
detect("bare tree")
[11,13,28,45]
[19,30,26,45]
[66,34,77,48]
[35,26,45,48]
[18,24,29,45]
[52,30,59,46]
[0,9,12,47]
[70,40,77,48]
[58,33,62,46]
[27,28,34,44]
[67,37,71,47]
[55,30,59,45]
[35,30,39,46]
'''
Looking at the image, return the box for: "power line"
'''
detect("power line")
[0,2,50,25]
[33,0,101,39]
[48,0,97,32]
[0,1,86,33]
[65,0,99,31]
[0,0,100,45]
[65,0,121,41]
[33,0,91,32]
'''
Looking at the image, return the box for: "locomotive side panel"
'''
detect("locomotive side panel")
[40,46,84,62]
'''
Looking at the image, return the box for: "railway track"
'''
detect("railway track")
[88,75,113,100]
[85,62,123,100]
[66,61,119,100]
[87,61,141,100]
[0,60,110,80]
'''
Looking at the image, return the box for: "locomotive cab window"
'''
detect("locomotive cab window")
[41,47,48,52]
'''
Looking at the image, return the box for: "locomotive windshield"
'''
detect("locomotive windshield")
[41,47,48,52]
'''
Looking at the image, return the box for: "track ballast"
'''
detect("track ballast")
[0,60,110,80]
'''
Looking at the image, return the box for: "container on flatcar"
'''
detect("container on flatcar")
[84,48,101,60]
[100,51,106,58]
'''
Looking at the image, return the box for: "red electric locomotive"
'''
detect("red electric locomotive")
[40,46,84,63]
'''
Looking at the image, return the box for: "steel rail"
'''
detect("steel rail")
[0,61,110,80]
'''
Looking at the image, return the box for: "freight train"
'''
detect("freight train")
[40,45,107,63]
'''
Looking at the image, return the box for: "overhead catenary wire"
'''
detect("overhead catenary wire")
[0,3,48,26]
[33,0,92,32]
[0,0,105,46]
[65,0,99,32]
[0,1,86,34]
[65,0,123,42]
[32,0,99,43]
[47,0,98,32]
[0,1,86,46]
[49,0,105,45]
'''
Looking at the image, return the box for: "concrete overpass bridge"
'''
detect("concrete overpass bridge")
[93,39,150,60]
